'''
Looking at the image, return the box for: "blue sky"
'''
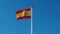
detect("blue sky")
[0,0,60,34]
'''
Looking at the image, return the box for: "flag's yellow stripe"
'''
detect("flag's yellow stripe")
[25,11,31,16]
[22,11,25,17]
[16,13,22,18]
[16,11,25,18]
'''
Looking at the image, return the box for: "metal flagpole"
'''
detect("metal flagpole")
[31,6,33,34]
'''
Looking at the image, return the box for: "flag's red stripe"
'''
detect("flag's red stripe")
[24,16,31,18]
[17,16,25,20]
[16,10,24,14]
[16,8,31,14]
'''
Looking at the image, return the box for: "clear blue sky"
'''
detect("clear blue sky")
[0,0,60,34]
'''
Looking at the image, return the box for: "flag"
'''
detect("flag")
[16,8,31,20]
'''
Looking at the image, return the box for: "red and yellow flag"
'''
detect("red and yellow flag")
[16,8,31,20]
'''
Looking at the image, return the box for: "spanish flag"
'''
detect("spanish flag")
[16,8,31,20]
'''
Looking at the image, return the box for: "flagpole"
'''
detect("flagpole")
[31,6,33,34]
